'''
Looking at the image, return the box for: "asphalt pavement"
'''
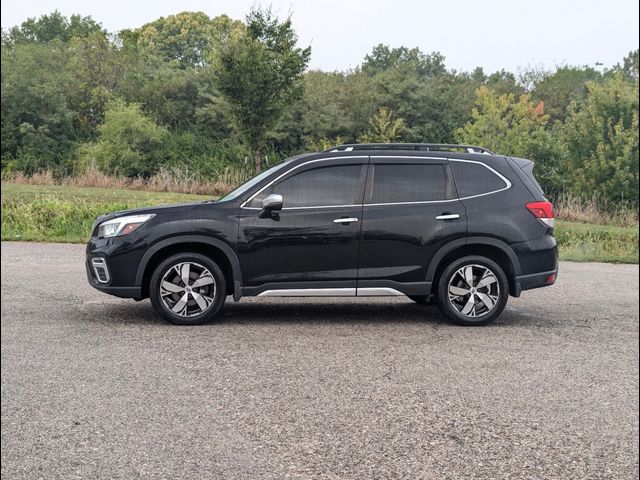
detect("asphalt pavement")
[1,242,638,479]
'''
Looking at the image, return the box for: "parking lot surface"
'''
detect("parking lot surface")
[1,242,638,479]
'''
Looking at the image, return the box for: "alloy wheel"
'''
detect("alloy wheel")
[447,264,500,318]
[159,262,216,317]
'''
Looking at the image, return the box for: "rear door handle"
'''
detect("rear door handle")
[435,213,460,221]
[333,217,359,224]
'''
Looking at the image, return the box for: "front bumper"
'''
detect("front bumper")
[86,233,147,299]
[85,257,143,298]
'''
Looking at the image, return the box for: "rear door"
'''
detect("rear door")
[357,156,467,295]
[238,157,368,294]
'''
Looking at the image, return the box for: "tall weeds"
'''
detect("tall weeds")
[553,192,638,227]
[2,167,242,196]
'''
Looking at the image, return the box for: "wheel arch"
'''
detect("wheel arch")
[427,237,522,297]
[136,236,243,300]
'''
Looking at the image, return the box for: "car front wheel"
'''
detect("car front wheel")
[150,253,226,325]
[436,255,508,326]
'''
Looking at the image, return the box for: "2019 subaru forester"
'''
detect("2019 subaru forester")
[86,143,558,326]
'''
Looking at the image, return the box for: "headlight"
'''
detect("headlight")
[97,214,155,238]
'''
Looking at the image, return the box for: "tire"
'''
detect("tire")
[408,295,433,305]
[149,252,227,325]
[436,255,508,326]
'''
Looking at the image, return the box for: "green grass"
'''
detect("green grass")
[1,183,209,243]
[555,220,638,263]
[1,183,210,205]
[1,183,638,263]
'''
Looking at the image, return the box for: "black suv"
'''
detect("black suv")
[86,144,558,326]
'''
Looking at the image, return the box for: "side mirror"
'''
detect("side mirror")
[261,193,283,211]
[259,194,283,219]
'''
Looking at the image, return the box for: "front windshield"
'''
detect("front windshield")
[217,159,294,202]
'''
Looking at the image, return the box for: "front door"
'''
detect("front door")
[238,157,368,295]
[357,156,467,295]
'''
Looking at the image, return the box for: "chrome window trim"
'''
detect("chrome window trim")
[240,156,368,209]
[365,198,459,207]
[240,155,511,211]
[242,204,361,211]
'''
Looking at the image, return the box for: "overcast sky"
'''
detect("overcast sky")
[2,0,638,73]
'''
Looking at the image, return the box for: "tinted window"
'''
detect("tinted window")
[450,161,507,198]
[249,165,362,208]
[370,164,454,204]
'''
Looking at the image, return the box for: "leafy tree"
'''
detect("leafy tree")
[66,32,130,135]
[82,100,167,176]
[561,72,639,204]
[1,40,75,170]
[532,66,602,122]
[358,107,405,142]
[213,7,310,173]
[362,44,446,79]
[298,71,349,142]
[121,12,242,69]
[456,86,563,192]
[485,70,525,96]
[305,135,346,152]
[621,49,639,82]
[5,10,105,45]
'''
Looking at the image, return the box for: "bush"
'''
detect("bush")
[560,72,639,205]
[79,99,167,177]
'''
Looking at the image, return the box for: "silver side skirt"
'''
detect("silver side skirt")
[256,287,404,297]
[357,287,405,296]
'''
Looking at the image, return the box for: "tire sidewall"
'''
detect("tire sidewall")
[150,253,226,325]
[437,255,508,326]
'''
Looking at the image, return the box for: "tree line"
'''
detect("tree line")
[1,9,638,205]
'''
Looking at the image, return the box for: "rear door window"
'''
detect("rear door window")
[450,160,508,198]
[369,164,456,204]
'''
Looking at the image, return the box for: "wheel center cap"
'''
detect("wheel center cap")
[185,286,192,293]
[471,288,476,294]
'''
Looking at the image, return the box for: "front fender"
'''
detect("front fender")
[134,234,243,300]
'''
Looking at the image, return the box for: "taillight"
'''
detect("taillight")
[526,201,555,228]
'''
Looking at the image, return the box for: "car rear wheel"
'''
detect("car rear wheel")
[150,253,226,325]
[436,255,508,326]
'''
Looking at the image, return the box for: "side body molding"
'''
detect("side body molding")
[135,235,243,300]
[425,236,522,290]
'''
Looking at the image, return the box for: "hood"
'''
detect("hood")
[93,201,206,228]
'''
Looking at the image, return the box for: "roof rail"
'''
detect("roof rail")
[325,143,495,155]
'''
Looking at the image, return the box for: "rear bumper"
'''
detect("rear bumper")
[510,234,558,297]
[514,268,558,296]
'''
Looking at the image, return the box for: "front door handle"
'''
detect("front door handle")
[435,213,460,221]
[333,217,359,224]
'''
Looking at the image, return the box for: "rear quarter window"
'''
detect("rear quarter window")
[450,160,509,198]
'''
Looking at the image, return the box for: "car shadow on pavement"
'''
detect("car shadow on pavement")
[80,297,540,328]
